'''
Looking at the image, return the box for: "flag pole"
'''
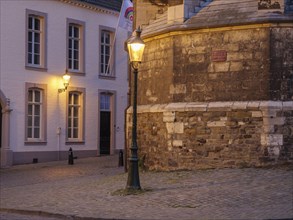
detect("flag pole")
[105,0,126,76]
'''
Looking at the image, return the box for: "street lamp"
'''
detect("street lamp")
[126,27,145,190]
[58,70,71,93]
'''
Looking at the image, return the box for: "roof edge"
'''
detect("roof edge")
[58,0,119,16]
[142,17,293,40]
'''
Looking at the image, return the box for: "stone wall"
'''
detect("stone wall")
[270,28,293,100]
[138,25,293,105]
[127,101,293,171]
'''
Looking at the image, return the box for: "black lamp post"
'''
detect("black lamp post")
[126,27,145,190]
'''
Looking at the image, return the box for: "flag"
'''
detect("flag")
[118,0,133,32]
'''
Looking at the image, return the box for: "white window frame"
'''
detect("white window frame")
[67,19,85,75]
[26,9,47,70]
[25,83,47,144]
[66,88,85,143]
[99,26,115,78]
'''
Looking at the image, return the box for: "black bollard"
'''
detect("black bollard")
[68,147,74,165]
[118,150,124,167]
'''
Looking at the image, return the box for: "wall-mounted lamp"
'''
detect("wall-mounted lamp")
[58,71,71,93]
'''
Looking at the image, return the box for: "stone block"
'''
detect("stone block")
[262,110,277,117]
[262,125,275,133]
[149,104,165,113]
[230,62,243,71]
[173,140,183,147]
[170,84,187,94]
[232,101,248,110]
[283,101,293,110]
[185,102,207,111]
[214,62,230,72]
[251,111,263,117]
[207,102,233,111]
[165,103,186,112]
[163,111,176,122]
[268,146,281,157]
[247,101,260,110]
[174,122,184,133]
[261,134,283,146]
[207,120,226,127]
[263,117,285,126]
[260,101,283,110]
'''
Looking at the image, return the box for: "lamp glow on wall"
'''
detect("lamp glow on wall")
[58,71,71,93]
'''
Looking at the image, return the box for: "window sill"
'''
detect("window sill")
[25,141,47,145]
[68,70,85,76]
[65,141,85,145]
[25,66,48,72]
[99,75,116,80]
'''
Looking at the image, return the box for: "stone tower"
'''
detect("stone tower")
[127,0,293,170]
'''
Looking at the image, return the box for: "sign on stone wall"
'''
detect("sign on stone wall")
[211,50,227,62]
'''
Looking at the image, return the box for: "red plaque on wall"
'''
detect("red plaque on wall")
[211,50,227,62]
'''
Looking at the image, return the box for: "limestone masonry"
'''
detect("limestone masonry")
[127,0,293,170]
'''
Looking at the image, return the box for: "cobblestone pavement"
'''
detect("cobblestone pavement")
[0,155,293,220]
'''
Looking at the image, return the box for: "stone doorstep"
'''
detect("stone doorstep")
[126,101,293,114]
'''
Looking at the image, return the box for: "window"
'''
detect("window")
[25,83,47,143]
[100,94,111,111]
[67,19,85,74]
[67,89,85,142]
[26,10,47,69]
[100,27,115,77]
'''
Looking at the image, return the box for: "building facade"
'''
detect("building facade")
[0,0,129,167]
[126,0,293,170]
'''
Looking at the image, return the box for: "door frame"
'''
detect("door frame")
[0,89,13,167]
[98,90,116,155]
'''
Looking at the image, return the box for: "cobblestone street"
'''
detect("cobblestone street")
[1,155,293,220]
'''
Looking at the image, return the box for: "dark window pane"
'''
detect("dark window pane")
[34,18,40,30]
[28,54,32,64]
[69,25,72,37]
[28,90,33,102]
[34,44,40,54]
[34,128,40,138]
[28,42,32,53]
[27,128,32,138]
[105,46,110,55]
[28,116,32,126]
[68,118,72,127]
[34,54,40,65]
[101,64,104,73]
[35,105,40,116]
[74,50,78,60]
[73,94,79,105]
[68,59,72,69]
[68,39,73,49]
[35,33,40,43]
[74,60,78,70]
[74,40,79,50]
[28,105,32,115]
[28,32,32,42]
[68,128,71,138]
[35,90,41,102]
[28,16,33,29]
[34,116,40,126]
[73,118,78,127]
[73,128,78,138]
[74,26,79,38]
[105,34,110,44]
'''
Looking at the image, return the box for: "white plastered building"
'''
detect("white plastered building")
[0,0,129,166]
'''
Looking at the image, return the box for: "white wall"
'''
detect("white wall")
[0,0,129,158]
